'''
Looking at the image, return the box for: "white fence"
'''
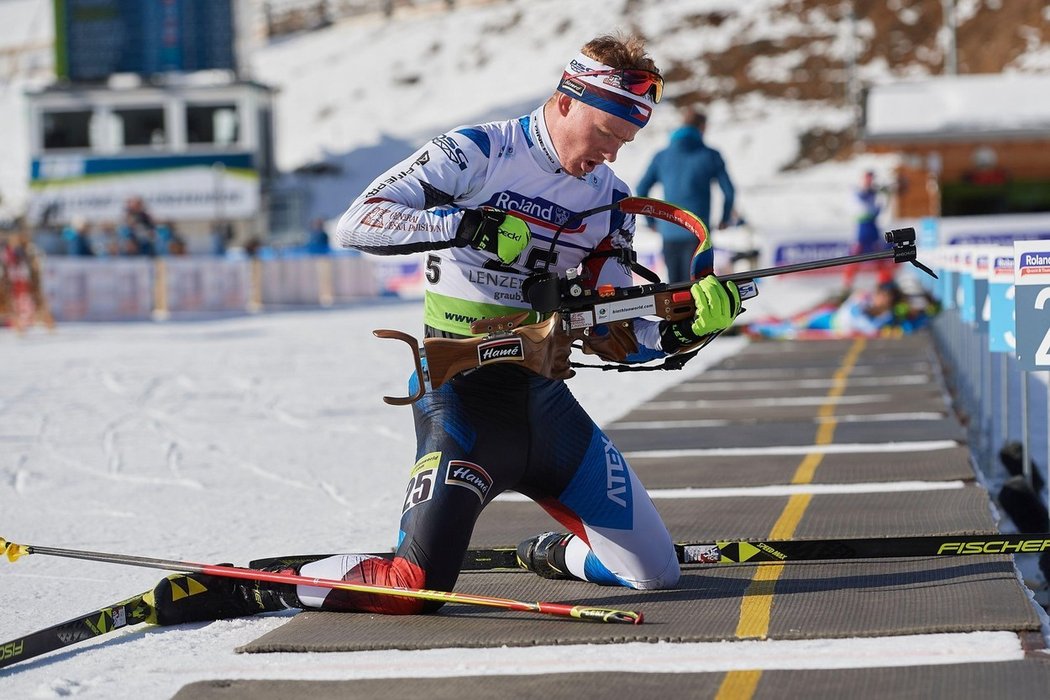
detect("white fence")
[40,254,382,322]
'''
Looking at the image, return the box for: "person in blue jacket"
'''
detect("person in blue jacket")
[637,106,735,282]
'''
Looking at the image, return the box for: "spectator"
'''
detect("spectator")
[61,216,94,256]
[1,232,54,332]
[119,196,158,256]
[305,218,330,255]
[211,222,234,256]
[96,222,121,257]
[124,196,155,231]
[116,221,141,256]
[637,106,735,282]
[154,222,187,256]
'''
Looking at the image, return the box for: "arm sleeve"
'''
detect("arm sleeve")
[716,153,735,225]
[334,129,492,255]
[636,155,660,198]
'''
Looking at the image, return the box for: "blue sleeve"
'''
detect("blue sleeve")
[636,154,660,198]
[715,153,735,225]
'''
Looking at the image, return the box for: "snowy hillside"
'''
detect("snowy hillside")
[2,0,1048,232]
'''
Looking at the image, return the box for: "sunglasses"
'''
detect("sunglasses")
[564,69,664,104]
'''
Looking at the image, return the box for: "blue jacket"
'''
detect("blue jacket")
[637,126,735,242]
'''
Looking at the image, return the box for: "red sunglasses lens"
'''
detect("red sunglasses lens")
[564,70,664,103]
[620,71,663,102]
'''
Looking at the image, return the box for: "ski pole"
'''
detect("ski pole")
[0,536,642,625]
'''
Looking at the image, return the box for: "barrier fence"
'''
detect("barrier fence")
[918,217,1050,543]
[40,253,384,322]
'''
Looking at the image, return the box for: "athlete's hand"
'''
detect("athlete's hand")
[689,276,740,337]
[658,276,741,353]
[455,207,531,265]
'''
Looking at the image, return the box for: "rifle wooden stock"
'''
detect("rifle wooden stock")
[373,313,572,405]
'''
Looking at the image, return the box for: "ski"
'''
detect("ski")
[1,536,642,627]
[0,591,155,670]
[677,533,1050,564]
[250,532,1050,573]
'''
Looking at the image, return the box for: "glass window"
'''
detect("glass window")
[114,107,166,147]
[186,104,239,146]
[43,110,92,150]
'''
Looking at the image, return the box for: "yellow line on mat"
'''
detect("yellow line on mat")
[716,339,866,700]
[714,669,762,700]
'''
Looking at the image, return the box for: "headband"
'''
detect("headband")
[557,52,661,128]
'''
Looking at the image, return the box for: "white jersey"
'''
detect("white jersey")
[336,105,664,353]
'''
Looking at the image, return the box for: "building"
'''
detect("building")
[863,73,1050,219]
[25,79,276,253]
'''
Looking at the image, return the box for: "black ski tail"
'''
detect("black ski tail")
[0,592,155,670]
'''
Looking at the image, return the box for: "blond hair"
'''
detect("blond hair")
[580,33,660,75]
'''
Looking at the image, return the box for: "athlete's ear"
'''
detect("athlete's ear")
[556,93,574,117]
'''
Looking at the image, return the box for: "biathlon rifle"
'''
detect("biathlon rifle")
[374,197,937,405]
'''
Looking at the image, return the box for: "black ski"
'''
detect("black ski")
[250,532,1050,573]
[0,591,155,671]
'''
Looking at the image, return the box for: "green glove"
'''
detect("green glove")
[690,276,741,336]
[456,207,531,265]
[658,276,741,353]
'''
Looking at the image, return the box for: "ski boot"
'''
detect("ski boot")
[516,532,575,580]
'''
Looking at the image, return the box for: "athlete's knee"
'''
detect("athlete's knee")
[622,553,680,590]
[298,554,432,615]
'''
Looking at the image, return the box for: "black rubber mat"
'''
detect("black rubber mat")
[661,378,944,401]
[616,394,951,423]
[606,418,965,451]
[237,556,1040,653]
[720,352,934,371]
[173,661,1050,700]
[470,487,996,548]
[626,445,975,488]
[698,360,935,381]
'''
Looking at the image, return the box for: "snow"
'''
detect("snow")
[2,1,1049,697]
[865,73,1050,138]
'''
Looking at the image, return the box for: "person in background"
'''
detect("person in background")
[746,279,937,339]
[61,216,94,257]
[140,32,741,625]
[120,196,157,257]
[94,223,121,257]
[1,232,54,332]
[305,218,330,255]
[843,170,892,287]
[637,106,735,282]
[211,222,234,257]
[154,222,187,256]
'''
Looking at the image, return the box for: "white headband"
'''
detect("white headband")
[557,52,659,127]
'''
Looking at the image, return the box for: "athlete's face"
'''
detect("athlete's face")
[550,95,640,178]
